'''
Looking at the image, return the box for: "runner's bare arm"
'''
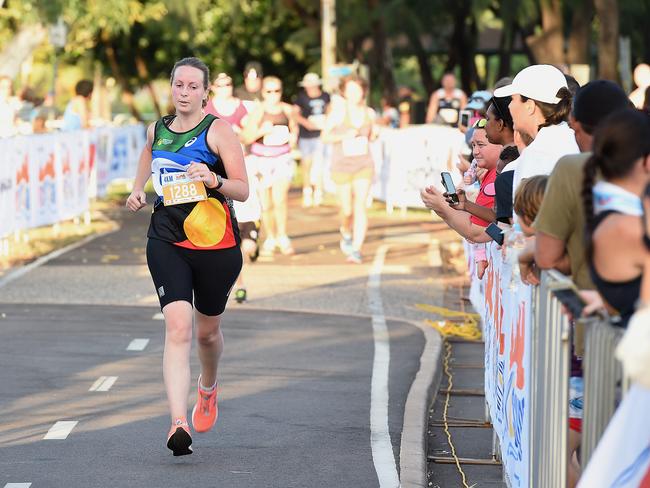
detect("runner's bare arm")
[126,122,155,211]
[240,106,265,145]
[206,119,249,202]
[285,103,299,147]
[425,92,440,124]
[292,104,316,131]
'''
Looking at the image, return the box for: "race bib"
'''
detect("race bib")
[161,171,207,206]
[342,136,369,157]
[263,125,290,146]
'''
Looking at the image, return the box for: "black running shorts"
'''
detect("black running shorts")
[146,238,243,316]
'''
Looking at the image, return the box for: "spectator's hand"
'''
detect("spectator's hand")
[421,186,446,213]
[579,290,606,317]
[477,260,488,279]
[445,188,467,210]
[518,254,540,286]
[476,167,488,182]
[126,190,147,212]
[456,154,470,173]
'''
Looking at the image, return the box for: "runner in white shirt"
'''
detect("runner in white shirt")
[494,64,579,193]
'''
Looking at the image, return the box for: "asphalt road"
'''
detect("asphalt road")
[0,197,445,488]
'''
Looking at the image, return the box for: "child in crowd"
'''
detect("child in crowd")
[513,175,549,284]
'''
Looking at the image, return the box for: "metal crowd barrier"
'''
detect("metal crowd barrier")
[529,269,572,488]
[581,316,627,467]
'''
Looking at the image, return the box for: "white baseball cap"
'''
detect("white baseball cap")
[299,73,323,87]
[494,64,568,104]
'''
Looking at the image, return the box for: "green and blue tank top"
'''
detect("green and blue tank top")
[147,114,240,250]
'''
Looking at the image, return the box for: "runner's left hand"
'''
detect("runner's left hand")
[187,161,215,186]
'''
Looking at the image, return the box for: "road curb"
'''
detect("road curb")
[398,320,443,488]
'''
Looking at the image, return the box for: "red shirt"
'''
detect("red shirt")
[470,167,497,227]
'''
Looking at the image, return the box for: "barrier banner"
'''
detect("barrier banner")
[374,125,466,210]
[473,242,532,487]
[578,384,650,487]
[0,138,16,238]
[31,134,59,228]
[57,132,90,221]
[0,124,145,239]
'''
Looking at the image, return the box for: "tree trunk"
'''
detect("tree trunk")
[567,0,594,64]
[525,0,565,65]
[594,0,619,81]
[446,0,478,93]
[403,16,435,96]
[0,23,47,79]
[135,54,162,119]
[367,1,396,100]
[101,33,142,120]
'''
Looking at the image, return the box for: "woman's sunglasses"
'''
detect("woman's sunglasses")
[473,118,487,129]
[264,88,281,94]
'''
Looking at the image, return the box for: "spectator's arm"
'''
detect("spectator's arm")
[518,238,540,285]
[462,200,496,224]
[425,92,440,124]
[421,186,490,242]
[534,230,568,270]
[293,104,316,131]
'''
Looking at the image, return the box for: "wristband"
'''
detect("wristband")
[214,173,224,190]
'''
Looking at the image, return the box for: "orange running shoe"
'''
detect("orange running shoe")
[166,417,192,456]
[191,376,218,433]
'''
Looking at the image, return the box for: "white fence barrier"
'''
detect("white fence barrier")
[372,125,466,211]
[469,241,650,487]
[0,125,145,239]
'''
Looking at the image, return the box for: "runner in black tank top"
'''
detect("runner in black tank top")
[126,57,249,456]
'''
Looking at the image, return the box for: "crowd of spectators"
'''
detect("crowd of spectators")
[420,62,650,486]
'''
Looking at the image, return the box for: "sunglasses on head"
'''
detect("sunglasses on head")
[490,97,507,121]
[473,118,487,129]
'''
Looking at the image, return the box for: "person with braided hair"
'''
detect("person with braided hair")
[581,108,650,328]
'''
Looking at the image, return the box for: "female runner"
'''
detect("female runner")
[126,57,248,456]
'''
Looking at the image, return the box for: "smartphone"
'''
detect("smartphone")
[459,109,472,128]
[485,222,504,245]
[553,288,585,319]
[441,171,459,204]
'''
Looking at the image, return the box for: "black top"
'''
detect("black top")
[495,170,515,223]
[295,90,330,139]
[589,210,642,327]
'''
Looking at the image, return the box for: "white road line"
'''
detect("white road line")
[152,312,164,320]
[0,228,118,290]
[126,338,149,351]
[4,484,32,488]
[44,421,78,440]
[89,376,118,392]
[367,244,400,488]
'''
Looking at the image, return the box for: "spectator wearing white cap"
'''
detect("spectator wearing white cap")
[494,64,579,193]
[293,73,330,207]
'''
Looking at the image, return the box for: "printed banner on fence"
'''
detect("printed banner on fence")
[577,384,650,487]
[472,242,532,487]
[0,124,145,239]
[0,138,16,238]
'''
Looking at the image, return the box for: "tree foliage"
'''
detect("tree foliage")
[0,0,645,117]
